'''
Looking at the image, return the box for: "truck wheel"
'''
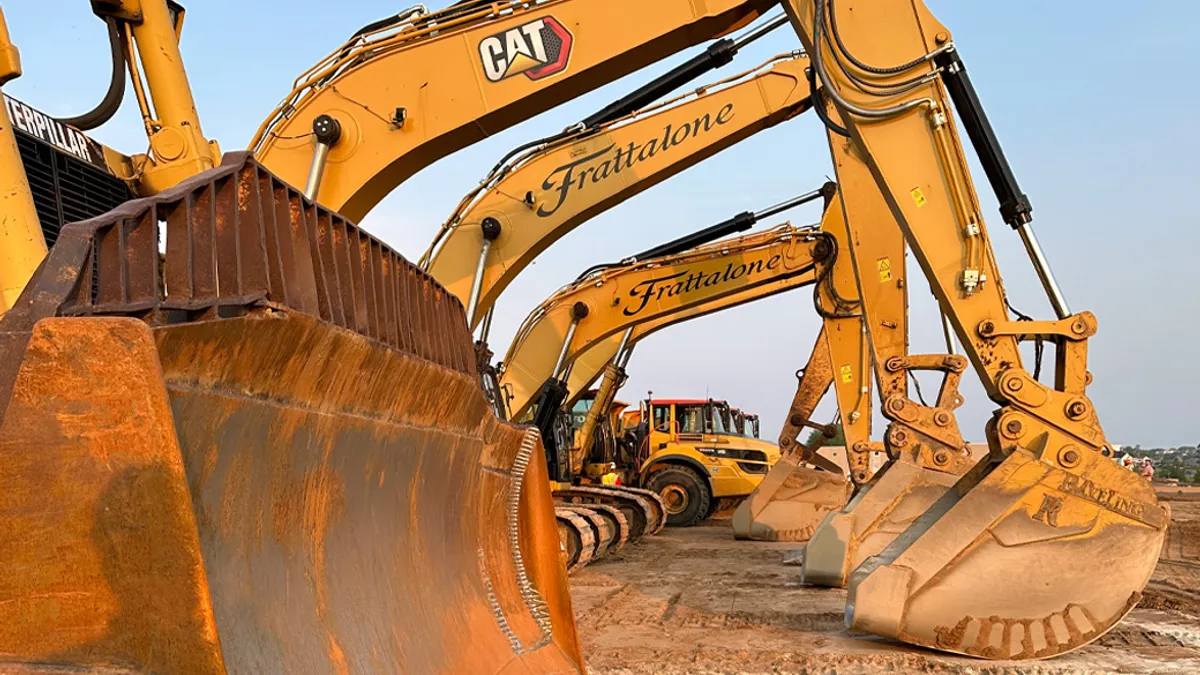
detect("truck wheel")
[646,466,711,528]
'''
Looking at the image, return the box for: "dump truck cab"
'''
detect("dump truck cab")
[628,398,780,526]
[730,408,761,439]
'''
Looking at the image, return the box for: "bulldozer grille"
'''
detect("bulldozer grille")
[14,130,132,248]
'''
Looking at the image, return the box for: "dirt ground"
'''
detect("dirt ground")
[570,493,1200,675]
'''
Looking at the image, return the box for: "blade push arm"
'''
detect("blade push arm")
[251,0,776,220]
[423,54,814,327]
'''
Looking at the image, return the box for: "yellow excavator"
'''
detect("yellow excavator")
[533,191,870,543]
[791,0,1162,657]
[0,0,1166,669]
[493,199,835,555]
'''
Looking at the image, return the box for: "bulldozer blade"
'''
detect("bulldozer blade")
[0,154,584,674]
[845,447,1168,659]
[556,508,598,573]
[732,455,851,542]
[802,445,990,588]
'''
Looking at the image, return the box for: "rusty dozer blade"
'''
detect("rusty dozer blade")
[844,440,1168,659]
[0,154,583,674]
[732,456,850,542]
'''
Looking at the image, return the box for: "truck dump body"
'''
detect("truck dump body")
[0,153,582,674]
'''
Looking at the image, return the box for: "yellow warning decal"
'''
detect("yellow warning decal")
[840,365,854,383]
[911,187,927,207]
[876,257,893,282]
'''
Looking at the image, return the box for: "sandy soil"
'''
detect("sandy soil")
[570,497,1200,675]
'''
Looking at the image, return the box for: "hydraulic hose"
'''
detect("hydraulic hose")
[807,67,849,138]
[57,17,124,130]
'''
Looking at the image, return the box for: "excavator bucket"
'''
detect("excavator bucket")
[844,445,1168,659]
[0,154,583,674]
[732,456,850,541]
[803,444,990,588]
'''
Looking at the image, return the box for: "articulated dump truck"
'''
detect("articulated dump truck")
[0,153,584,674]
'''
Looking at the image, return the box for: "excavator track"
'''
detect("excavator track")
[562,503,630,554]
[555,508,598,573]
[559,505,619,561]
[554,485,666,540]
[613,486,669,535]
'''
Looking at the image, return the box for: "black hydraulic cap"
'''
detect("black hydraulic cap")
[933,48,1032,228]
[480,217,503,241]
[313,115,343,146]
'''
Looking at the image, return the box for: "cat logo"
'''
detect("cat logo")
[479,17,573,83]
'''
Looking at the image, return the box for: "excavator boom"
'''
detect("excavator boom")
[732,191,887,542]
[424,53,814,326]
[251,0,777,219]
[564,273,815,408]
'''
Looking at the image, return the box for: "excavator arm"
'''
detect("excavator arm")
[499,220,832,423]
[422,53,814,326]
[783,0,1165,658]
[730,191,890,541]
[250,0,777,219]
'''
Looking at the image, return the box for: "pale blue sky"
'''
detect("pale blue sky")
[7,1,1199,446]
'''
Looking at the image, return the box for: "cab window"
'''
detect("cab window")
[653,405,671,432]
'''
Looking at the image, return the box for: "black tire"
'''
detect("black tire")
[646,466,711,528]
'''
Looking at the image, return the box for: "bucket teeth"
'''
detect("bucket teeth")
[844,448,1168,659]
